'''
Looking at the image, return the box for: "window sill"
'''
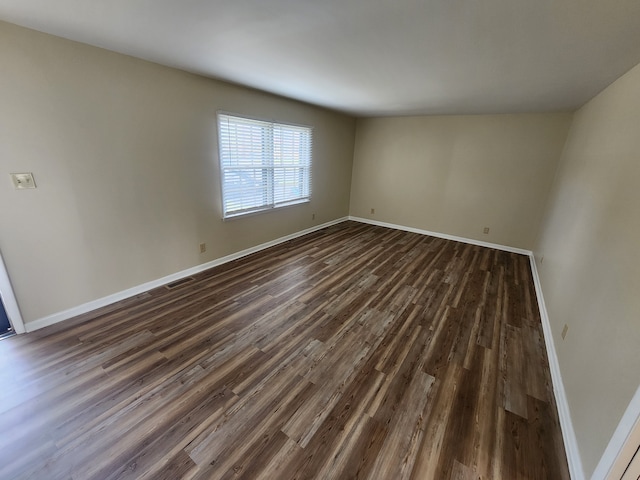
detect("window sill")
[223,198,310,221]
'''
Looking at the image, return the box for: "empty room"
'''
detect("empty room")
[0,0,639,479]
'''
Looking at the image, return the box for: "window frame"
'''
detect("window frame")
[217,112,313,219]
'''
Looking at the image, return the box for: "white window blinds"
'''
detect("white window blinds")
[218,114,312,218]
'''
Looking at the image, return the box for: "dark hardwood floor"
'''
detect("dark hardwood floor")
[0,221,570,479]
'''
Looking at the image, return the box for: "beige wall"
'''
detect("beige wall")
[535,62,640,477]
[349,114,572,250]
[0,21,355,324]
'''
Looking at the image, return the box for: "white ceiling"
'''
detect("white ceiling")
[1,0,640,116]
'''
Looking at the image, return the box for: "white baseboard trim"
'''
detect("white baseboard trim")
[348,216,531,255]
[591,385,640,480]
[529,255,585,480]
[25,216,348,333]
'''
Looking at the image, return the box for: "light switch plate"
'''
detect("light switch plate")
[10,172,36,189]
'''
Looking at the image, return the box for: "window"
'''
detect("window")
[217,113,312,218]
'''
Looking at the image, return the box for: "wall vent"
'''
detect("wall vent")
[165,277,195,289]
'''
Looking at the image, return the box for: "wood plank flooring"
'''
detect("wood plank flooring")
[0,221,570,479]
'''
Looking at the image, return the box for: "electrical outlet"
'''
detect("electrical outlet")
[561,324,569,340]
[312,213,316,220]
[540,255,544,264]
[199,243,206,253]
[10,172,36,189]
[370,208,375,215]
[483,227,490,234]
